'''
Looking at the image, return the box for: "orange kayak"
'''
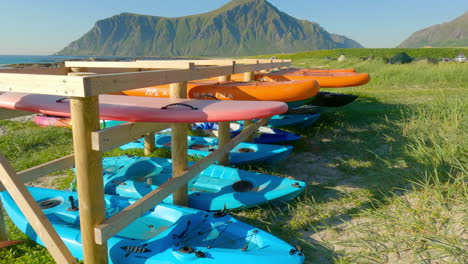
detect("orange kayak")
[253,70,370,88]
[121,79,320,107]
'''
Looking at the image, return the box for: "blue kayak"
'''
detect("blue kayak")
[100,155,305,211]
[193,122,301,144]
[243,113,321,128]
[0,187,304,264]
[120,135,293,165]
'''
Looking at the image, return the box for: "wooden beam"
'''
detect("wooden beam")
[70,95,107,264]
[0,108,34,120]
[0,73,86,96]
[232,62,290,74]
[171,123,188,206]
[83,66,233,96]
[0,61,290,98]
[0,152,77,263]
[144,132,156,185]
[217,62,234,165]
[218,75,231,82]
[66,61,194,69]
[70,67,89,73]
[91,122,170,152]
[218,61,233,82]
[88,68,141,74]
[144,133,156,156]
[242,70,255,142]
[217,122,231,165]
[16,155,74,187]
[18,154,75,183]
[243,71,255,82]
[67,60,291,68]
[94,119,267,244]
[169,81,188,98]
[0,62,290,97]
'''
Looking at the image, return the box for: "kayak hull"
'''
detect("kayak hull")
[101,155,306,211]
[120,135,293,165]
[267,114,321,127]
[121,80,320,106]
[309,92,358,107]
[192,123,302,144]
[256,72,370,88]
[0,187,305,264]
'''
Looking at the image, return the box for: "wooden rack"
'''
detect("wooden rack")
[0,59,291,263]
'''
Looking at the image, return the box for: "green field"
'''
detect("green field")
[257,47,468,60]
[0,54,467,263]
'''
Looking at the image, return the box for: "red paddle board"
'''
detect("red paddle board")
[0,93,287,123]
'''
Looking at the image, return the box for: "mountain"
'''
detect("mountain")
[398,11,468,48]
[56,0,363,57]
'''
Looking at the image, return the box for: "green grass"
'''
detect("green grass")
[1,56,467,263]
[255,47,468,60]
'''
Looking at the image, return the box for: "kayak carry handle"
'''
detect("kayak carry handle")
[56,98,68,103]
[161,103,198,110]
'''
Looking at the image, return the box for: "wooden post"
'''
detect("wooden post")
[171,122,188,206]
[144,133,155,185]
[243,71,255,142]
[218,61,234,82]
[169,81,187,98]
[70,95,108,264]
[243,71,255,82]
[144,133,156,156]
[70,67,89,74]
[217,121,231,166]
[218,75,231,82]
[217,62,235,165]
[169,81,189,206]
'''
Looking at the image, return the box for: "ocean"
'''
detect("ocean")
[0,55,132,68]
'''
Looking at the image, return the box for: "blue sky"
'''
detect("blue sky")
[1,0,467,55]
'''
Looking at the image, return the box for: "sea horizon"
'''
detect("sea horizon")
[0,55,133,68]
[0,55,200,68]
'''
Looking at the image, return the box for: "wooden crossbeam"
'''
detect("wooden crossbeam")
[94,118,268,245]
[91,122,170,152]
[82,66,233,96]
[0,152,77,263]
[0,73,85,96]
[0,154,75,192]
[67,61,289,73]
[81,63,291,96]
[66,59,290,68]
[0,61,290,97]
